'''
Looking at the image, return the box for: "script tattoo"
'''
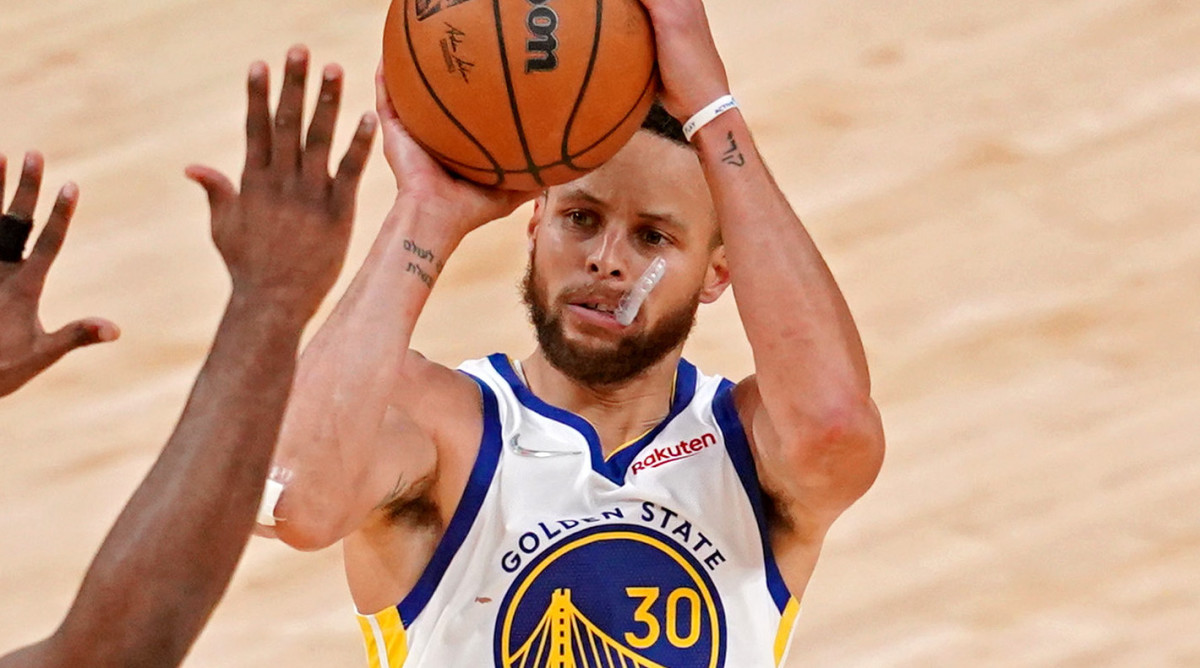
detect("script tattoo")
[403,238,443,287]
[721,131,745,167]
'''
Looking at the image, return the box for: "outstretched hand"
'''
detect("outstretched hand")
[0,151,119,398]
[186,46,377,321]
[375,65,534,238]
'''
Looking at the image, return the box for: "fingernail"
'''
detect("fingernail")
[61,181,79,198]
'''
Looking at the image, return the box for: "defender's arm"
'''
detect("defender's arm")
[0,47,373,667]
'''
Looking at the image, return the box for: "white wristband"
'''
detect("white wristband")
[682,94,738,142]
[256,465,293,527]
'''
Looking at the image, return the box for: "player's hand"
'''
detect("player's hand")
[375,65,534,238]
[186,46,376,321]
[635,0,731,120]
[0,151,120,398]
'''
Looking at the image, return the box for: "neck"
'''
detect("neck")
[520,348,681,456]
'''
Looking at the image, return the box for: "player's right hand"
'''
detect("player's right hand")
[186,46,376,321]
[374,65,534,239]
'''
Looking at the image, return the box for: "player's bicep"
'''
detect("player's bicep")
[733,375,884,534]
[270,352,479,549]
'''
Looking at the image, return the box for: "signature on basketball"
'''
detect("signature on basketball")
[440,23,475,83]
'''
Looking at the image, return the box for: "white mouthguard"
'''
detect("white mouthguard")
[614,257,667,326]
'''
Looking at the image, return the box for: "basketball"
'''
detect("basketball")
[381,0,657,190]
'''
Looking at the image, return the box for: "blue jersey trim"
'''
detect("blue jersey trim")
[712,379,792,612]
[396,372,504,627]
[487,353,698,485]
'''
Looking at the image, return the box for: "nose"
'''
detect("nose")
[586,227,630,279]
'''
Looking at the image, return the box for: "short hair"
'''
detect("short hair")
[640,101,689,146]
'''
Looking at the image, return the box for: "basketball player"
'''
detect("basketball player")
[0,151,120,397]
[0,47,375,667]
[264,1,885,664]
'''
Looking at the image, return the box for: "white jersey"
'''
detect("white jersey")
[356,354,799,667]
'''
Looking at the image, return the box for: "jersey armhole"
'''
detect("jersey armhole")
[393,372,504,627]
[712,380,793,613]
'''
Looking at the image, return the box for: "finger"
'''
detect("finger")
[37,317,121,367]
[185,165,238,222]
[272,45,310,173]
[302,63,344,188]
[501,188,540,213]
[6,151,45,220]
[22,182,79,284]
[374,63,402,126]
[0,153,7,206]
[245,61,272,170]
[331,114,378,217]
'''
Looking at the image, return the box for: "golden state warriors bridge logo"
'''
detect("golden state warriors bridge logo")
[495,524,727,667]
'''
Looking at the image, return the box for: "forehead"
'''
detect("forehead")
[547,131,715,232]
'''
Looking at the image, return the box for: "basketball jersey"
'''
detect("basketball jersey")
[356,354,800,667]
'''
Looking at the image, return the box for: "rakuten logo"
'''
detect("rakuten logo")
[631,433,717,475]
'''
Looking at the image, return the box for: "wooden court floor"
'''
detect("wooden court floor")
[1,0,1197,665]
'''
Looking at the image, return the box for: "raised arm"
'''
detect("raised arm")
[0,152,119,397]
[0,47,374,668]
[640,0,884,546]
[265,69,533,550]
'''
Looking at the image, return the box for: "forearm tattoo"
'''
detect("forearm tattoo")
[403,238,444,287]
[721,131,746,168]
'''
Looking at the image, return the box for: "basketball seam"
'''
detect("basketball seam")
[564,63,658,162]
[399,0,505,185]
[558,0,604,169]
[492,0,545,187]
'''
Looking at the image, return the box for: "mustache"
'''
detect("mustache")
[556,282,628,305]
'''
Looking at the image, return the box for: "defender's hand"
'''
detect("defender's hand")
[375,66,533,239]
[186,46,377,321]
[0,152,120,398]
[636,0,731,120]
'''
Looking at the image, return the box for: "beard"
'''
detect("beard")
[521,256,699,387]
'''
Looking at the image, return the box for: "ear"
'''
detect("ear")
[527,191,548,250]
[698,244,730,304]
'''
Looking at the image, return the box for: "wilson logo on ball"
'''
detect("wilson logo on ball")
[414,0,473,21]
[525,0,559,72]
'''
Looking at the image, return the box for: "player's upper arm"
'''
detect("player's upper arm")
[269,352,483,550]
[733,375,884,540]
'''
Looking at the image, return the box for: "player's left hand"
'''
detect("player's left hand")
[375,65,535,239]
[0,151,120,398]
[634,0,731,120]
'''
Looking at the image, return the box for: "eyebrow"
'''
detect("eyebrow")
[557,187,688,233]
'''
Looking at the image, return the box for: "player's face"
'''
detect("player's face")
[523,131,729,386]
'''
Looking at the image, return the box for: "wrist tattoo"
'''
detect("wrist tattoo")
[406,262,434,287]
[402,238,443,287]
[403,239,445,273]
[721,131,746,168]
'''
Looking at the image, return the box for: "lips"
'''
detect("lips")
[562,286,631,330]
[574,300,618,314]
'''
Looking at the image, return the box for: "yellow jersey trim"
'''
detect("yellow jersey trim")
[773,597,800,666]
[357,606,408,668]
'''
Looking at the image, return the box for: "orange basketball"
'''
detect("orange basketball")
[382,0,657,190]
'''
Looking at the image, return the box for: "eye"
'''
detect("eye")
[637,227,669,247]
[564,209,597,230]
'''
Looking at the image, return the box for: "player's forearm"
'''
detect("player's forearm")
[696,113,871,424]
[272,197,459,533]
[45,294,304,666]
